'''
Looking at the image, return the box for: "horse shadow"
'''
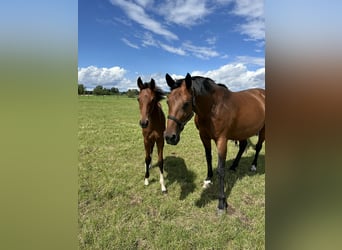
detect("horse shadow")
[194,153,265,208]
[163,156,197,200]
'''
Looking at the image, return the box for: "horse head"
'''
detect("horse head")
[164,73,194,145]
[137,77,157,128]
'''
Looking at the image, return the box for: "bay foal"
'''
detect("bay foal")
[137,77,167,193]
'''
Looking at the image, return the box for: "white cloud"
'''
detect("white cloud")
[78,66,135,91]
[78,61,264,92]
[151,62,264,92]
[135,0,154,8]
[159,43,186,56]
[110,0,178,40]
[215,0,234,4]
[121,38,140,49]
[235,56,265,67]
[182,42,219,59]
[140,33,219,58]
[206,36,217,45]
[158,0,211,26]
[111,0,264,56]
[232,0,263,19]
[141,32,159,47]
[239,18,265,41]
[113,17,132,27]
[231,0,265,41]
[191,63,264,91]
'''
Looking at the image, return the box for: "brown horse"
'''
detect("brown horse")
[164,73,265,213]
[137,77,167,193]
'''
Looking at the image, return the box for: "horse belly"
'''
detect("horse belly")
[229,110,264,140]
[230,123,263,140]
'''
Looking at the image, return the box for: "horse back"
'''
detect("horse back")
[224,88,265,140]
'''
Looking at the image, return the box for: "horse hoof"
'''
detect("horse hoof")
[202,180,212,189]
[162,190,168,195]
[250,165,257,171]
[144,179,149,186]
[229,167,236,172]
[217,208,227,216]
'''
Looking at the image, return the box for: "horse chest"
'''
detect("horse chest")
[143,129,161,140]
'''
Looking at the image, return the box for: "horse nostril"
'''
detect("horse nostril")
[139,120,149,128]
[165,133,177,144]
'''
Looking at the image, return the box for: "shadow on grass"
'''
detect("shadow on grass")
[164,156,197,200]
[194,153,265,208]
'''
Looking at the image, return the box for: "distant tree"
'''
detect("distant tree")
[127,89,139,98]
[102,88,111,95]
[78,84,85,95]
[93,85,104,95]
[110,87,119,95]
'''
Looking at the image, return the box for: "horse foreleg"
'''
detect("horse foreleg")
[216,138,228,214]
[251,125,265,171]
[230,139,247,171]
[157,138,167,193]
[200,134,213,188]
[144,141,153,186]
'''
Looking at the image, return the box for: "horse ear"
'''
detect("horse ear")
[150,78,155,90]
[165,73,175,88]
[137,77,144,90]
[185,73,192,89]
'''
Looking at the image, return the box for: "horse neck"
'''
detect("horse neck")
[149,102,162,121]
[192,86,231,117]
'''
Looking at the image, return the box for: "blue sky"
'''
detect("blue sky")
[78,0,265,91]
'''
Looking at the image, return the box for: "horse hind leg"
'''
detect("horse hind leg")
[229,139,247,171]
[251,126,265,171]
[157,138,167,193]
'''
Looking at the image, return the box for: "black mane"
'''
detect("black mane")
[140,82,165,102]
[172,76,218,96]
[217,83,228,89]
[153,87,165,102]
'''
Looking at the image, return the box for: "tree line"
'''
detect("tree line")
[78,84,139,98]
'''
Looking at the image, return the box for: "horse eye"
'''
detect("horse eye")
[137,97,140,102]
[183,102,189,110]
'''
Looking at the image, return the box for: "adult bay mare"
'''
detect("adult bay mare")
[164,73,265,213]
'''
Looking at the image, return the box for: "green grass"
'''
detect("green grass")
[79,95,265,249]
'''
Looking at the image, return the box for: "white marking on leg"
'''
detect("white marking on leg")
[149,157,152,169]
[145,162,150,185]
[203,180,212,189]
[160,173,166,192]
[251,165,257,171]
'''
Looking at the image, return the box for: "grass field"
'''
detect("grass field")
[79,95,265,249]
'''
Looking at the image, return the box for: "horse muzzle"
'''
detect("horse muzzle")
[164,132,180,145]
[139,119,149,128]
